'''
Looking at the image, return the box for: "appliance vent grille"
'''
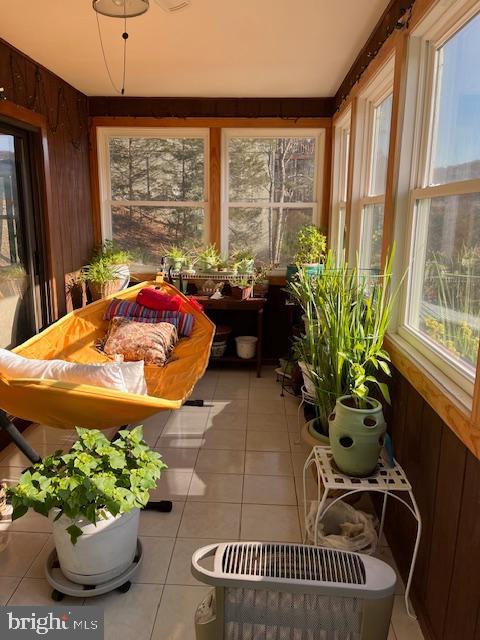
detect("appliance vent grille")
[221,543,366,585]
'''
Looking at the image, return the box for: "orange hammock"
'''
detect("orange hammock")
[0,281,214,430]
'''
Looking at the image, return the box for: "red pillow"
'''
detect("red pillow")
[136,288,182,312]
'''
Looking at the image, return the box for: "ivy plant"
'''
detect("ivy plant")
[8,426,166,544]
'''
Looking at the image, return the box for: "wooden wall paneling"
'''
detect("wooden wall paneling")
[88,121,102,246]
[409,402,442,601]
[88,97,335,119]
[90,116,332,130]
[0,39,93,316]
[424,426,467,640]
[443,452,480,640]
[209,127,221,248]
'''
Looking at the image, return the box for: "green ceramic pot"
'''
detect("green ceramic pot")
[329,395,386,477]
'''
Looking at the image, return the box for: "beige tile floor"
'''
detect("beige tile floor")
[0,366,424,640]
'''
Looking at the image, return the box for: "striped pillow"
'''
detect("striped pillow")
[103,298,194,337]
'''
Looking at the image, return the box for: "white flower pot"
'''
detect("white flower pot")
[50,508,140,585]
[299,361,316,397]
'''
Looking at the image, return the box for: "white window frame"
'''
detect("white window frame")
[221,128,325,266]
[96,126,210,255]
[393,0,480,401]
[330,108,351,261]
[349,56,395,266]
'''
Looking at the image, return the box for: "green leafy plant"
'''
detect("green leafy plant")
[94,240,132,266]
[8,426,165,544]
[0,264,26,280]
[294,225,327,265]
[81,258,117,284]
[197,244,221,270]
[165,245,188,264]
[288,251,399,433]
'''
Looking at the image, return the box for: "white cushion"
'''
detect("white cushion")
[0,349,129,392]
[118,361,148,395]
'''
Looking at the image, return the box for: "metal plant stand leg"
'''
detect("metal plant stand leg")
[303,446,422,620]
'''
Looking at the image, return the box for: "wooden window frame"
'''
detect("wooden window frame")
[330,107,351,261]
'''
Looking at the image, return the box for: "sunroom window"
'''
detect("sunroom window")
[331,111,351,261]
[97,128,209,268]
[358,92,393,273]
[223,130,324,266]
[403,11,480,385]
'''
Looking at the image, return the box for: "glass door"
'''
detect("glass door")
[0,124,47,348]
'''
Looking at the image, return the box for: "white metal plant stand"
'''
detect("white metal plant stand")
[295,385,316,444]
[303,446,422,619]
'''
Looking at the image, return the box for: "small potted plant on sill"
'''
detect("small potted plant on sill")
[8,426,165,585]
[197,244,221,272]
[94,240,132,290]
[230,278,253,300]
[253,262,273,298]
[82,258,122,301]
[231,249,255,274]
[165,245,188,272]
[286,224,327,282]
[182,252,199,275]
[288,251,399,475]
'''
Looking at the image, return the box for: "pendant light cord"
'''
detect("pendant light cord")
[95,11,127,96]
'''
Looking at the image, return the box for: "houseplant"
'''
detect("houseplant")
[230,278,253,300]
[231,249,255,274]
[94,240,132,290]
[288,251,398,475]
[286,224,327,281]
[8,426,165,585]
[0,264,27,298]
[165,245,187,272]
[82,258,122,301]
[197,244,221,272]
[253,262,272,297]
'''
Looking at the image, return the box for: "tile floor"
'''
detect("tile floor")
[0,367,424,640]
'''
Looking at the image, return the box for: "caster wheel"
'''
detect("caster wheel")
[117,581,131,594]
[51,589,64,602]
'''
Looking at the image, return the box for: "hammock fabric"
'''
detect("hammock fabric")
[0,281,215,430]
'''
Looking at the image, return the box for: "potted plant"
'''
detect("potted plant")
[230,278,253,300]
[8,426,165,585]
[231,249,255,274]
[82,258,123,301]
[288,251,398,475]
[165,245,187,272]
[253,262,272,297]
[197,245,221,272]
[94,240,132,290]
[0,264,27,298]
[182,252,198,275]
[286,225,327,281]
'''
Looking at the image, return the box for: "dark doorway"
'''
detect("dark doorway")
[0,122,49,348]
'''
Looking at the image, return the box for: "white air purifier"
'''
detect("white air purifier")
[192,542,396,640]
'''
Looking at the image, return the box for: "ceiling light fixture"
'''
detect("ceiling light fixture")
[92,0,149,18]
[154,0,191,12]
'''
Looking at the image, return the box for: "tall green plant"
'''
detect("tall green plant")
[288,251,399,433]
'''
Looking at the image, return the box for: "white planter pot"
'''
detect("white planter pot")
[111,264,130,290]
[299,361,316,397]
[50,508,140,585]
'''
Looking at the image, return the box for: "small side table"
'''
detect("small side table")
[303,446,422,619]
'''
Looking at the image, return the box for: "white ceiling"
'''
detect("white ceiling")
[0,0,389,97]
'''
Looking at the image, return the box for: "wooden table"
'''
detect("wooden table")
[194,296,266,377]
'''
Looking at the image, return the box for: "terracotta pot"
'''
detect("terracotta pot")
[231,285,253,300]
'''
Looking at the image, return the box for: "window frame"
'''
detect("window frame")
[330,108,351,261]
[349,55,395,265]
[96,126,210,255]
[221,128,325,265]
[396,2,480,399]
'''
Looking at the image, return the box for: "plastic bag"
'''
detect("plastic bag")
[305,499,378,554]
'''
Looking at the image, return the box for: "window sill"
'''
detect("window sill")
[384,333,480,459]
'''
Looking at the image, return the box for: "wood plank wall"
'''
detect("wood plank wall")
[0,39,93,315]
[384,369,480,640]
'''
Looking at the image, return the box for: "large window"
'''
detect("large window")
[358,86,393,273]
[97,128,209,267]
[223,130,324,266]
[401,9,480,389]
[331,109,351,261]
